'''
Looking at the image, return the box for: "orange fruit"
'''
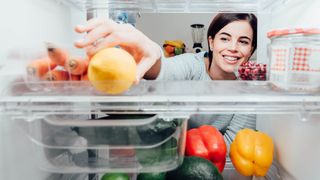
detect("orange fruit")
[88,48,137,94]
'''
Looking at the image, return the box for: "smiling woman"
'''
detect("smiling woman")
[152,13,257,81]
[208,13,257,80]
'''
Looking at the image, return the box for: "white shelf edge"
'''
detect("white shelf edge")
[51,0,286,13]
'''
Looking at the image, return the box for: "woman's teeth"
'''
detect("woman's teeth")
[223,55,239,61]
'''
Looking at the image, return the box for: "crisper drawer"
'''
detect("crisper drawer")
[16,113,187,173]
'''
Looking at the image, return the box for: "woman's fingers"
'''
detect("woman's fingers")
[74,18,106,33]
[85,28,142,57]
[74,19,118,48]
[75,24,113,48]
[85,34,121,57]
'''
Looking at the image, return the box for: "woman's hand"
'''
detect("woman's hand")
[74,18,161,81]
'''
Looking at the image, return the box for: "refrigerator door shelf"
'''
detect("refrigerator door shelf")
[54,0,286,13]
[2,80,320,116]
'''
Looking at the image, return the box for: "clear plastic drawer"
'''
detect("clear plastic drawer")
[16,113,187,173]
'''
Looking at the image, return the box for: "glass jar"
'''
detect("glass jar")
[267,28,320,91]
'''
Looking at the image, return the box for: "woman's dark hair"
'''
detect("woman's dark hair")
[207,13,257,70]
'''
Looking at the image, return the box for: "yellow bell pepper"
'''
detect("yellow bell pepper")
[230,128,274,177]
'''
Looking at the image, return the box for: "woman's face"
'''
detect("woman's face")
[209,20,253,74]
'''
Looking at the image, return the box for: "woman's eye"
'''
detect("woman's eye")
[239,40,249,45]
[220,37,229,42]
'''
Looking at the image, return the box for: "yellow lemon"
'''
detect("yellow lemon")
[88,48,137,94]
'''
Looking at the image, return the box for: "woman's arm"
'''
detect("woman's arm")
[143,58,162,80]
[155,52,208,81]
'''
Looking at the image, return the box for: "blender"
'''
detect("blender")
[191,24,205,53]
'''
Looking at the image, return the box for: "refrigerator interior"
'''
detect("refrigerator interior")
[1,0,320,180]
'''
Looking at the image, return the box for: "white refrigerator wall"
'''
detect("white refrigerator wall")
[257,114,320,180]
[0,0,78,180]
[0,0,74,62]
[257,1,320,180]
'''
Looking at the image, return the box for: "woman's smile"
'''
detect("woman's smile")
[222,54,241,65]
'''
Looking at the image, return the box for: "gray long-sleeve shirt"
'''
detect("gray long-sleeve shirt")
[157,52,211,81]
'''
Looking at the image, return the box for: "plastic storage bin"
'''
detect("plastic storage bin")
[23,43,89,92]
[267,28,320,91]
[17,113,187,173]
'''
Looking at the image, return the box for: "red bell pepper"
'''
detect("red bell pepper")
[186,125,227,172]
